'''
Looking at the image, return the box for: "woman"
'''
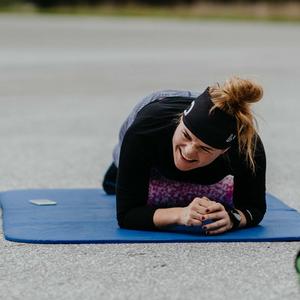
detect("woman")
[103,76,266,235]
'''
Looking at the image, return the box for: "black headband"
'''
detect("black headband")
[182,87,237,149]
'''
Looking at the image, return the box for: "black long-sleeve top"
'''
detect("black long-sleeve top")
[116,96,266,231]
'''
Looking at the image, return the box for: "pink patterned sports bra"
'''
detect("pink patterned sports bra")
[147,168,234,209]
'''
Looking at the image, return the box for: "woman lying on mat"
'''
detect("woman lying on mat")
[102,76,266,235]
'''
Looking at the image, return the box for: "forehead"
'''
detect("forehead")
[180,120,217,150]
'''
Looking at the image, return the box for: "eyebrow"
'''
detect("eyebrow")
[183,130,214,152]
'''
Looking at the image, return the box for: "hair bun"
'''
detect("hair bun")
[223,76,263,105]
[209,76,264,173]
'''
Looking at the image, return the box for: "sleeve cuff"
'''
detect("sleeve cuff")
[238,208,254,227]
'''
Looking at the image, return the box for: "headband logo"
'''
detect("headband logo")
[226,133,236,143]
[184,101,195,116]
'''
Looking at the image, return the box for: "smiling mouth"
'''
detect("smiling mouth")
[179,148,197,163]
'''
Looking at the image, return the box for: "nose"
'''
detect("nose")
[183,144,196,159]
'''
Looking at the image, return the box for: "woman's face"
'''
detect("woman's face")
[172,119,229,171]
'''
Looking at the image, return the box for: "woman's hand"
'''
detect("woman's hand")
[199,197,233,235]
[178,197,208,226]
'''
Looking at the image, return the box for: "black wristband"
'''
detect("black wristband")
[226,208,241,230]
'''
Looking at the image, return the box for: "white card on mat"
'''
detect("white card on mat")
[29,199,57,206]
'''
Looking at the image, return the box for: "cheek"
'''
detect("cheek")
[173,135,185,151]
[175,135,184,145]
[197,152,218,164]
[172,133,183,157]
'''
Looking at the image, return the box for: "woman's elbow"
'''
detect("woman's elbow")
[117,212,135,229]
[247,209,266,227]
[117,213,126,229]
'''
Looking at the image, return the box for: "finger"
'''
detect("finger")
[203,211,227,221]
[202,196,216,204]
[186,218,202,227]
[190,199,208,214]
[205,222,233,234]
[191,218,202,226]
[203,219,227,231]
[190,211,204,221]
[196,198,212,208]
[193,206,207,215]
[193,197,209,205]
[205,226,229,235]
[205,202,225,214]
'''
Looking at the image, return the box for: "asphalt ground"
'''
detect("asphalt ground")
[0,14,300,299]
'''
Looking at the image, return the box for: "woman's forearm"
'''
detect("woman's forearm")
[153,207,247,228]
[153,207,247,229]
[153,207,183,228]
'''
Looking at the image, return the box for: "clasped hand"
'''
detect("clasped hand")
[179,197,233,235]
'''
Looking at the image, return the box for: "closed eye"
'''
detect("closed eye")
[182,131,191,140]
[200,147,211,153]
[182,130,212,153]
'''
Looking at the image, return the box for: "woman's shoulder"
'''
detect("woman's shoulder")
[127,94,195,136]
[142,92,197,118]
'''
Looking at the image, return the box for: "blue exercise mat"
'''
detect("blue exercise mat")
[1,188,300,244]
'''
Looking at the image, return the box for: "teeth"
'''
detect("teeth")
[183,154,192,161]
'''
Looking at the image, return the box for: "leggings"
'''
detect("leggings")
[102,162,118,195]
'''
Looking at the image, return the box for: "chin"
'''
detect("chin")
[177,165,194,171]
[174,157,197,171]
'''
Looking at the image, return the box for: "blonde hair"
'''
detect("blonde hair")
[209,76,263,172]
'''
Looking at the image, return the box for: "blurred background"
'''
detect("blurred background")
[0,0,299,199]
[0,2,300,300]
[0,0,300,21]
